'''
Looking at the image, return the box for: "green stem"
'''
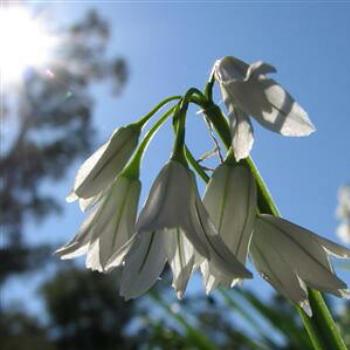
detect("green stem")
[190,97,347,350]
[123,105,177,179]
[134,95,181,127]
[172,88,205,164]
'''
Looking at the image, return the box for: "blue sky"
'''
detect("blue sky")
[4,1,350,318]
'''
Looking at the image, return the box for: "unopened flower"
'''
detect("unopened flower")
[201,163,257,293]
[56,175,141,272]
[117,228,196,299]
[67,124,141,208]
[250,214,350,316]
[118,160,252,299]
[213,56,315,161]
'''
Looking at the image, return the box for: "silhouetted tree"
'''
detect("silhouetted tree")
[41,267,139,350]
[0,8,127,282]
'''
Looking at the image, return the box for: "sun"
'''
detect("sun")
[0,6,55,85]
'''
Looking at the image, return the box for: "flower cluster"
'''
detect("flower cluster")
[57,55,349,316]
[336,184,350,244]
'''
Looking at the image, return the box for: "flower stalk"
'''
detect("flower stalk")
[123,104,177,179]
[133,95,181,128]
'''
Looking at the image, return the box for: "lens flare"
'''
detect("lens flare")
[0,6,55,85]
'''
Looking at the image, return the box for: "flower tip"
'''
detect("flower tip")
[299,299,312,317]
[66,191,78,203]
[231,278,243,288]
[122,294,133,302]
[176,291,184,300]
[340,289,350,299]
[304,122,316,136]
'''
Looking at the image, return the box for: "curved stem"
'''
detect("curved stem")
[134,95,181,127]
[123,105,177,179]
[172,88,207,164]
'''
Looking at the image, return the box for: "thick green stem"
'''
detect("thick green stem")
[172,88,205,164]
[190,96,347,350]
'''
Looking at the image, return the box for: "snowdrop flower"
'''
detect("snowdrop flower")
[201,163,257,293]
[336,185,350,244]
[213,56,315,161]
[118,160,252,299]
[56,175,141,272]
[117,228,196,299]
[67,124,141,209]
[250,214,350,316]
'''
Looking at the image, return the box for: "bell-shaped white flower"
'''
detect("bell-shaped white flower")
[213,56,316,161]
[137,160,252,276]
[250,214,350,316]
[116,228,197,300]
[201,163,257,293]
[67,124,140,208]
[56,175,141,272]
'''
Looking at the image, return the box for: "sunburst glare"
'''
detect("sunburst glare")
[0,6,56,86]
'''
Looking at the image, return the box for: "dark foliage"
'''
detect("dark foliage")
[0,9,127,282]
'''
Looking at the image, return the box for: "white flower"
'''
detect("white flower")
[117,228,196,299]
[56,175,141,272]
[67,125,140,209]
[250,214,350,316]
[213,56,316,161]
[117,160,252,299]
[201,164,257,293]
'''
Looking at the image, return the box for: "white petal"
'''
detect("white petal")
[246,61,277,80]
[136,161,209,257]
[86,240,103,272]
[56,242,90,260]
[186,189,252,279]
[250,230,309,308]
[204,164,256,264]
[55,205,99,259]
[249,79,315,136]
[57,176,140,272]
[70,126,140,200]
[214,56,249,83]
[78,190,105,212]
[229,110,254,161]
[254,215,349,297]
[201,164,256,289]
[105,233,138,272]
[120,231,167,299]
[87,176,141,270]
[313,232,350,258]
[164,228,195,298]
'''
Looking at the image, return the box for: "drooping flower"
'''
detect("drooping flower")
[117,160,252,299]
[116,228,197,299]
[250,214,350,316]
[336,185,350,244]
[213,56,316,161]
[56,175,141,272]
[201,163,257,293]
[67,124,141,209]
